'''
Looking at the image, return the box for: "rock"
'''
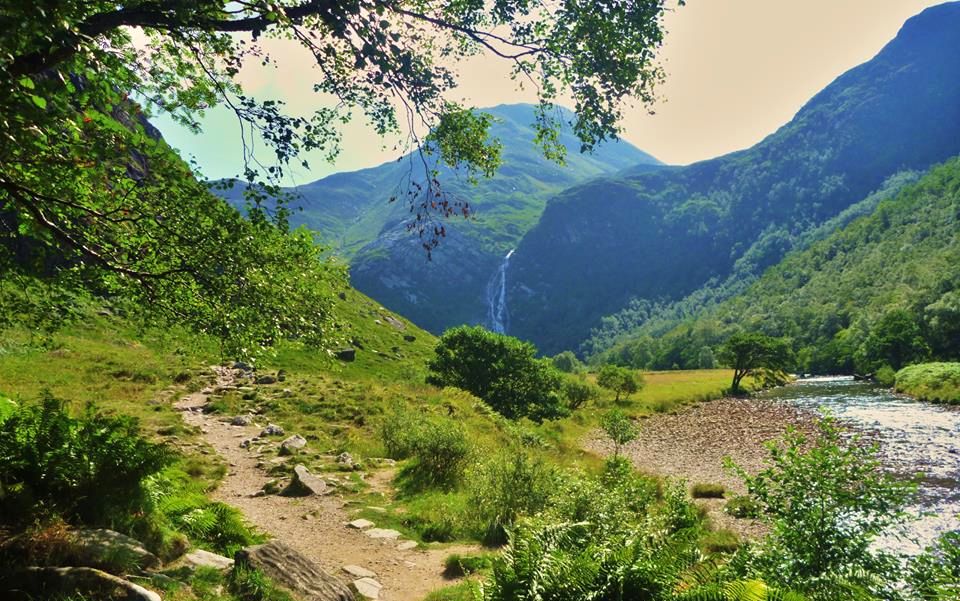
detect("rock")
[277,370,287,382]
[261,423,285,437]
[336,452,358,469]
[234,541,354,601]
[338,291,347,301]
[291,465,328,496]
[73,528,160,572]
[233,361,254,372]
[364,528,401,540]
[231,415,253,426]
[184,549,234,571]
[396,541,417,551]
[256,374,278,385]
[342,565,376,579]
[280,434,308,455]
[347,519,374,530]
[383,315,405,330]
[334,348,356,362]
[352,577,382,600]
[4,566,161,601]
[403,334,416,342]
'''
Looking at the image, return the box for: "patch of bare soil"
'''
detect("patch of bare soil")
[176,366,476,601]
[584,397,818,540]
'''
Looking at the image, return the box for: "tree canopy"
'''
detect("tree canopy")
[0,0,675,352]
[718,332,792,393]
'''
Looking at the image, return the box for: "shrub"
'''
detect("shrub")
[601,409,638,459]
[724,495,761,519]
[0,393,172,524]
[874,364,896,387]
[427,326,565,421]
[468,449,560,545]
[691,483,726,499]
[379,404,420,459]
[596,365,643,401]
[550,351,584,373]
[402,418,472,490]
[907,531,960,601]
[562,378,599,410]
[701,529,740,554]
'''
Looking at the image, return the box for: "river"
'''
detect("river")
[760,376,960,553]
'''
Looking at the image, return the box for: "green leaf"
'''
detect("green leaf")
[30,95,47,109]
[18,76,35,90]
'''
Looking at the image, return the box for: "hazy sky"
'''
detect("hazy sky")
[154,0,945,184]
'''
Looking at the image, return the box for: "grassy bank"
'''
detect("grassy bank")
[895,362,960,404]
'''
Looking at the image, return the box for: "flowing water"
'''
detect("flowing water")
[760,376,960,553]
[486,249,514,334]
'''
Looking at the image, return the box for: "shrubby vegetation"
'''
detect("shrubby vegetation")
[597,364,643,401]
[427,326,566,421]
[895,362,960,404]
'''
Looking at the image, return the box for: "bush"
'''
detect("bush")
[895,362,960,404]
[701,529,740,554]
[561,378,599,411]
[874,364,896,387]
[468,449,560,545]
[601,409,638,458]
[379,404,421,459]
[0,393,172,524]
[596,365,643,401]
[400,418,472,490]
[427,326,565,421]
[724,495,761,519]
[691,483,726,499]
[550,351,584,373]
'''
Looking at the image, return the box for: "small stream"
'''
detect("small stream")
[760,376,960,553]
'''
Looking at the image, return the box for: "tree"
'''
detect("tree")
[562,378,600,411]
[726,417,916,597]
[862,308,930,371]
[426,326,564,421]
[0,1,675,312]
[551,351,584,374]
[717,332,792,394]
[601,409,638,459]
[596,365,642,402]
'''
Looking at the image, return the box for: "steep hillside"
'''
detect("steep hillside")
[506,2,960,354]
[218,104,660,333]
[602,157,960,374]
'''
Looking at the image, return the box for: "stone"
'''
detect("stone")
[261,423,285,437]
[396,541,417,551]
[364,528,401,540]
[234,541,354,601]
[352,577,382,600]
[280,434,308,455]
[231,415,252,426]
[184,549,234,571]
[336,452,358,469]
[255,374,278,385]
[72,528,160,571]
[291,465,328,496]
[383,315,405,330]
[347,519,374,530]
[233,361,253,372]
[334,348,356,362]
[6,566,161,601]
[342,565,376,579]
[338,291,347,300]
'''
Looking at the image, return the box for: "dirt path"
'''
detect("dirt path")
[175,366,475,601]
[584,397,818,539]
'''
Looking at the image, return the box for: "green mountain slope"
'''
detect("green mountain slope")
[506,1,960,355]
[600,157,960,374]
[218,104,661,333]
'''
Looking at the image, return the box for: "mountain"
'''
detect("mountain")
[599,157,960,374]
[505,1,960,355]
[218,103,660,333]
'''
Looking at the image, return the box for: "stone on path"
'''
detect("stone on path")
[352,577,383,600]
[73,528,160,571]
[281,434,307,455]
[342,565,376,579]
[235,540,354,601]
[231,415,252,426]
[261,423,285,436]
[364,528,401,540]
[347,519,374,530]
[291,465,328,496]
[184,549,234,571]
[396,541,417,551]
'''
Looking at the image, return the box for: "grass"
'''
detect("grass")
[700,529,741,554]
[691,483,726,499]
[444,552,496,577]
[895,362,960,404]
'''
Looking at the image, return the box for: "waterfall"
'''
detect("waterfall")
[486,249,515,333]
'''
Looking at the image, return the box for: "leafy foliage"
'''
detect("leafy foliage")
[895,362,960,404]
[601,409,638,459]
[0,393,172,524]
[596,364,643,401]
[717,333,792,393]
[725,417,916,598]
[427,325,565,421]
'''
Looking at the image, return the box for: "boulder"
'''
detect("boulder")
[255,374,278,385]
[233,361,254,372]
[334,348,356,362]
[184,549,234,571]
[280,434,308,455]
[1,566,161,601]
[234,541,353,601]
[261,423,285,437]
[347,519,374,530]
[231,415,253,426]
[72,529,159,572]
[352,577,382,600]
[291,465,328,496]
[336,452,358,470]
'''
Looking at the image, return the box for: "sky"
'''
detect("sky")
[153,0,945,185]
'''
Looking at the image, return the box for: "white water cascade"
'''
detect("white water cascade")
[486,249,515,333]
